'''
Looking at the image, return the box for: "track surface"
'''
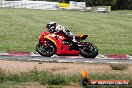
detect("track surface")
[0,54,132,64]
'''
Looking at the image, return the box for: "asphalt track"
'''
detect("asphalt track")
[0,53,132,64]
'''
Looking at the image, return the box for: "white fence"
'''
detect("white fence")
[0,1,86,10]
[69,1,85,9]
[0,1,59,10]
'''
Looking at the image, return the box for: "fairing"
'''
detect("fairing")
[39,31,80,55]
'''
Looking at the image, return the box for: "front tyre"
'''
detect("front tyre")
[80,43,98,58]
[36,41,56,57]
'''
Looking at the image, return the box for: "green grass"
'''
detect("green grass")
[0,67,132,87]
[0,8,132,55]
[110,63,128,70]
[0,68,80,86]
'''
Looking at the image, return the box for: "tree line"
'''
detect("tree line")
[85,0,132,10]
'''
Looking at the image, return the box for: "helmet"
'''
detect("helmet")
[56,25,65,32]
[46,21,56,33]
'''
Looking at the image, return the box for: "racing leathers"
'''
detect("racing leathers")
[56,25,77,42]
[55,25,78,49]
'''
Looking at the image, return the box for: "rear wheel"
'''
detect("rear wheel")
[36,41,56,57]
[80,43,98,58]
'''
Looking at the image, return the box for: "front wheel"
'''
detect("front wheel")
[36,41,56,57]
[80,43,98,58]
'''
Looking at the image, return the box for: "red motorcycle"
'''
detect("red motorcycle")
[36,31,98,58]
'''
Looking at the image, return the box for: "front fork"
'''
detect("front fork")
[78,42,93,50]
[43,41,47,46]
[39,40,47,46]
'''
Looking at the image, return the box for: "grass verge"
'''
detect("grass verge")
[0,68,80,85]
[0,8,132,55]
[0,67,132,87]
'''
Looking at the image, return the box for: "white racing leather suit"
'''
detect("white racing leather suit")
[55,25,77,42]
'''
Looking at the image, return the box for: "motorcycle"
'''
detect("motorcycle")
[36,31,98,58]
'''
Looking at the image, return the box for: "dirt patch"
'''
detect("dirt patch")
[0,60,111,74]
[0,60,132,75]
[47,67,69,72]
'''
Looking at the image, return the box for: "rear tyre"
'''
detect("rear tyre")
[36,41,56,57]
[80,43,98,58]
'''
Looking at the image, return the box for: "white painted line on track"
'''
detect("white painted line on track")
[128,56,132,59]
[108,62,121,64]
[30,54,41,57]
[83,61,95,63]
[30,58,40,61]
[1,53,9,56]
[58,60,75,63]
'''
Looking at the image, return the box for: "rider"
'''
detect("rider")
[46,21,78,49]
[46,21,57,33]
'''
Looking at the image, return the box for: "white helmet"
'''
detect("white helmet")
[56,25,65,31]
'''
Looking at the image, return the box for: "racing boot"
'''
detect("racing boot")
[69,37,78,50]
